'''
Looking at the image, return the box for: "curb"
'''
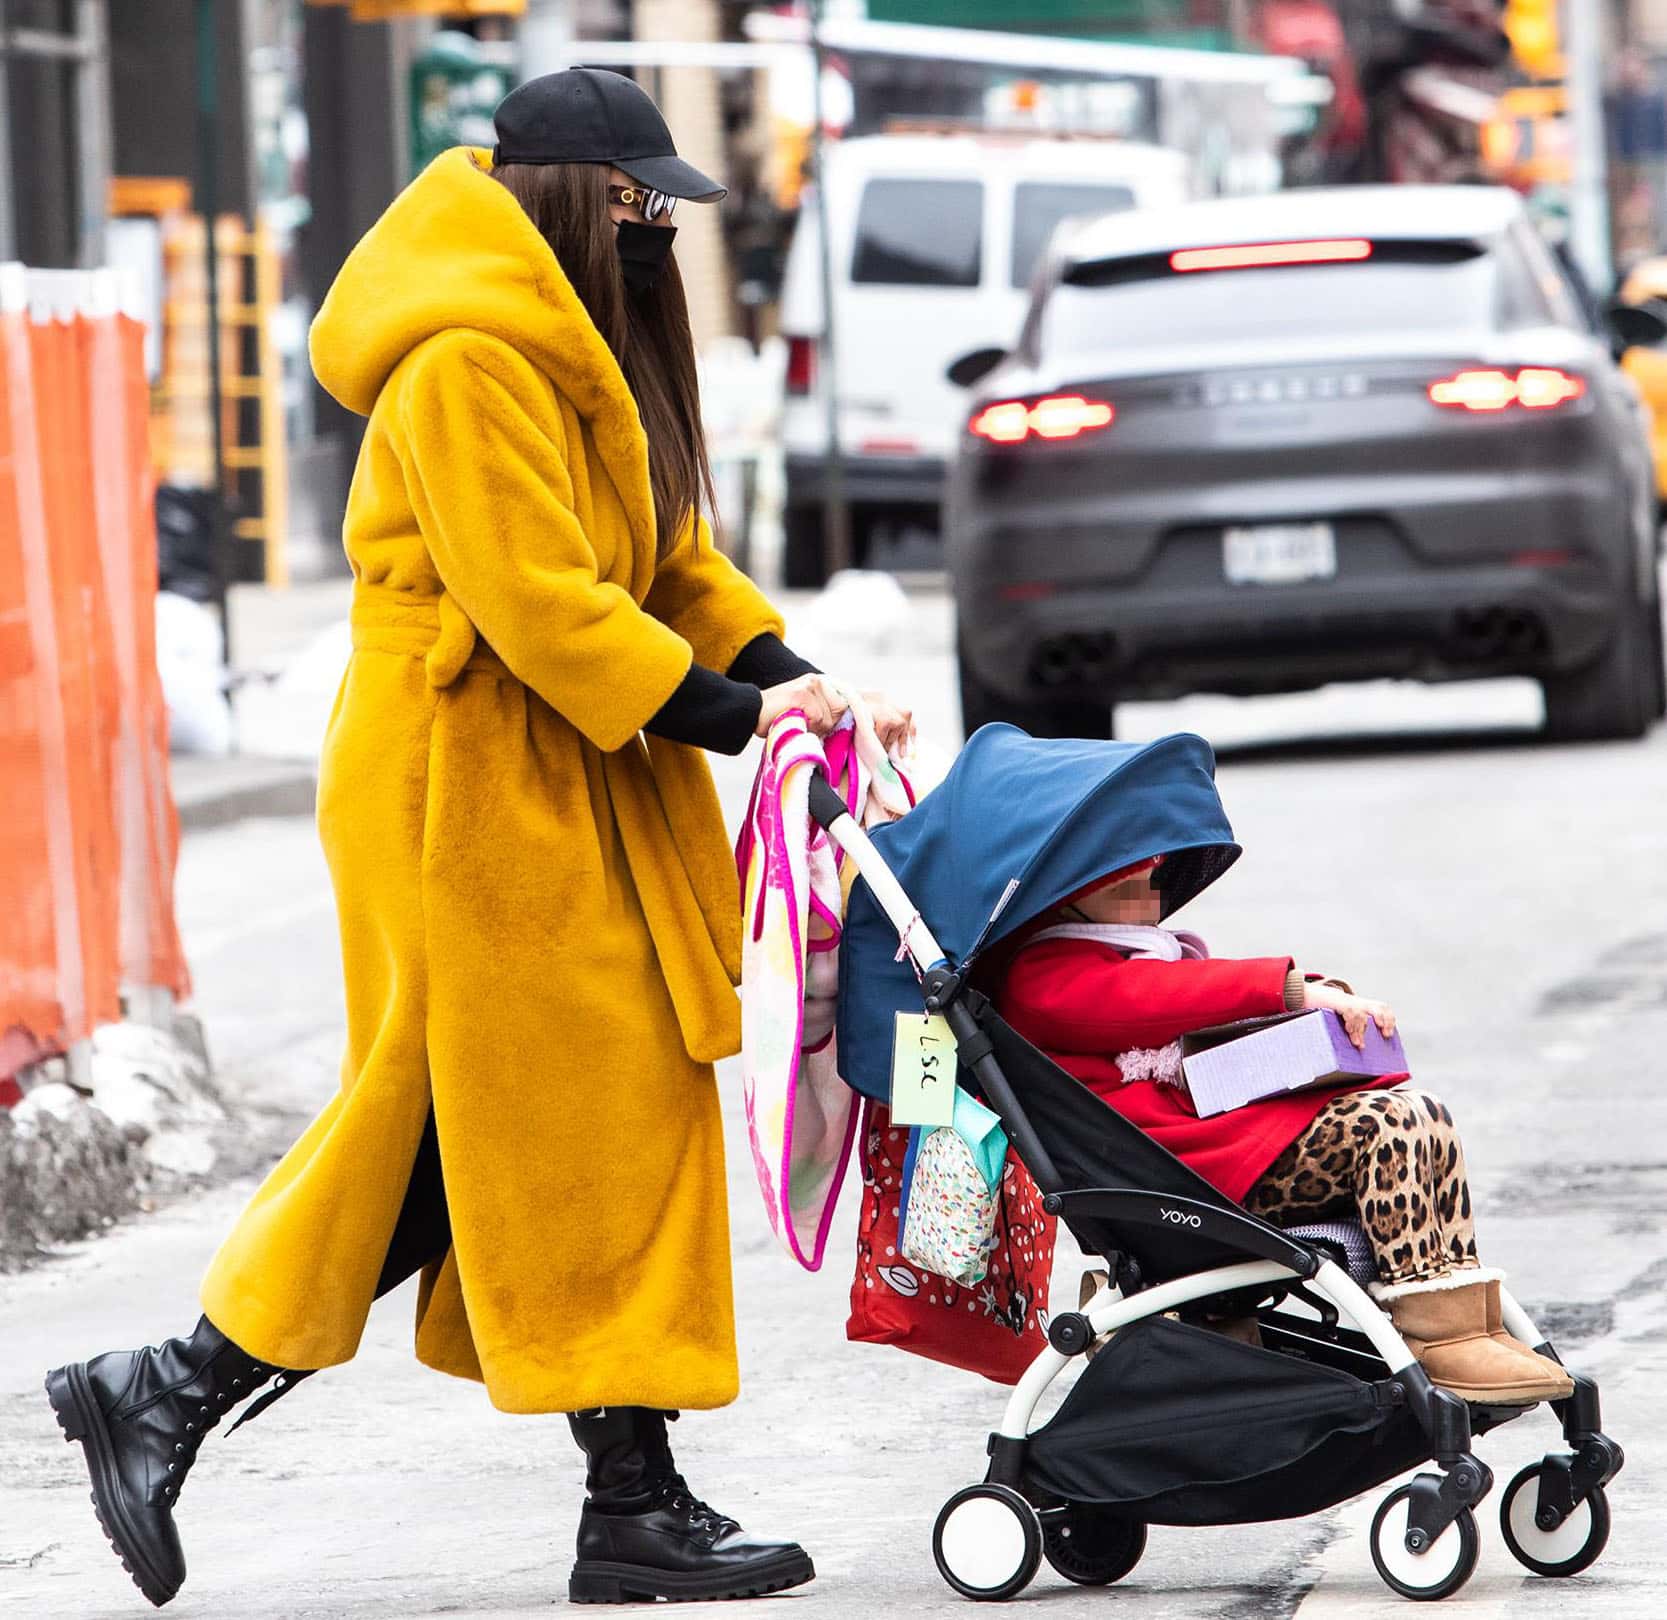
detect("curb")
[172,760,318,833]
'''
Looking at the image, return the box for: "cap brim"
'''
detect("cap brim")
[614,153,727,202]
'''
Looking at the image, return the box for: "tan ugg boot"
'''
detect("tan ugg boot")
[1376,1269,1572,1404]
[1211,1314,1264,1349]
[1483,1276,1574,1398]
[1078,1270,1112,1359]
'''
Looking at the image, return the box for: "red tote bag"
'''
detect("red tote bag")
[848,1099,1057,1385]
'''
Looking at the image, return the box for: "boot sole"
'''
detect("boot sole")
[45,1363,179,1608]
[569,1548,815,1604]
[1435,1381,1565,1406]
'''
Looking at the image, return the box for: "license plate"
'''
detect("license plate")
[1223,522,1337,586]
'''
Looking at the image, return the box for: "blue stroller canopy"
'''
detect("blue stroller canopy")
[837,726,1240,1101]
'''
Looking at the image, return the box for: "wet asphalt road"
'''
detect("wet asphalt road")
[2,587,1664,1618]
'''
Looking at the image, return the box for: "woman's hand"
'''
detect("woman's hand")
[862,689,915,755]
[1305,982,1396,1050]
[755,674,850,738]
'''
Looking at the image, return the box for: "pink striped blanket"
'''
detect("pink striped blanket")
[734,701,921,1269]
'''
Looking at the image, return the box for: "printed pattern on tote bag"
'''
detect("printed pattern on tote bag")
[849,1100,1056,1383]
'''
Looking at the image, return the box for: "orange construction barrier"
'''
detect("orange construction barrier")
[0,267,190,1096]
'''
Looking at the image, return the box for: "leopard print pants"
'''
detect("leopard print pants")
[1242,1088,1478,1286]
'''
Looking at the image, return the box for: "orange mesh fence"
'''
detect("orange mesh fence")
[87,305,191,1001]
[34,298,124,1040]
[1,269,191,1092]
[0,307,68,1082]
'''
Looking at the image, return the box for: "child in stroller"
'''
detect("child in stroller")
[995,852,1574,1408]
[825,725,1623,1603]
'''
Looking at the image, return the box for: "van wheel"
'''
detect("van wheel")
[1542,593,1656,741]
[959,646,1114,741]
[781,507,826,589]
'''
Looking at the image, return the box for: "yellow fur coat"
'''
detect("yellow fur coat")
[200,148,783,1413]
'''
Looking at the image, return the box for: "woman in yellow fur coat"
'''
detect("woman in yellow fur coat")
[47,70,909,1610]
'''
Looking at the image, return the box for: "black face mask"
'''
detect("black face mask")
[615,218,677,292]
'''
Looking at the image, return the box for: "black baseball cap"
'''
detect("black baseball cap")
[492,68,727,202]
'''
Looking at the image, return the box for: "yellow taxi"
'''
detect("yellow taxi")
[1618,256,1667,503]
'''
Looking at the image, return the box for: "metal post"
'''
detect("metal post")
[808,0,852,577]
[1566,0,1611,294]
[0,35,15,262]
[74,1,111,269]
[195,0,234,674]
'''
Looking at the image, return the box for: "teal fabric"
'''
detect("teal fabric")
[953,1090,1008,1190]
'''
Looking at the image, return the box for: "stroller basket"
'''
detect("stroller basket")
[1026,1314,1429,1526]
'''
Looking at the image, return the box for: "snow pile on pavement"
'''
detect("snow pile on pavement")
[156,591,232,756]
[1,1017,232,1269]
[232,617,351,762]
[86,1021,229,1177]
[157,592,354,765]
[791,569,917,663]
[0,1087,134,1271]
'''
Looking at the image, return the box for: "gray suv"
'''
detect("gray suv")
[946,185,1667,742]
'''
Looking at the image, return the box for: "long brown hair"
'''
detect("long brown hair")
[491,160,716,560]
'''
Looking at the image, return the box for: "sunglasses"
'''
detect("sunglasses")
[608,184,677,223]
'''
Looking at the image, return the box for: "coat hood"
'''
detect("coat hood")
[310,147,641,446]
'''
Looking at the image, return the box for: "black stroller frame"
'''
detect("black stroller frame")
[811,777,1624,1602]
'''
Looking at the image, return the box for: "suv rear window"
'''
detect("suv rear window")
[1011,182,1136,288]
[851,178,983,288]
[1044,253,1502,352]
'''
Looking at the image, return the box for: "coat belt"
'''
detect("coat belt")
[347,582,743,1063]
[350,584,498,687]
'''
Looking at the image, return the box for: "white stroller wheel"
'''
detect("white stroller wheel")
[932,1484,1042,1601]
[1369,1484,1479,1601]
[1500,1463,1611,1577]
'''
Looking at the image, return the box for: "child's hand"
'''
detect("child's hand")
[862,689,915,755]
[1305,982,1396,1050]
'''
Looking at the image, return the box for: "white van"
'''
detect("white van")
[777,131,1191,584]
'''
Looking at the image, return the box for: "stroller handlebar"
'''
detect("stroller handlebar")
[806,770,849,832]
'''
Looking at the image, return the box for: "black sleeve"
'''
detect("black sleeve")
[642,634,820,755]
[643,663,763,755]
[726,632,820,687]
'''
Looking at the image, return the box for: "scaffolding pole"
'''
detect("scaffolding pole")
[1566,0,1611,294]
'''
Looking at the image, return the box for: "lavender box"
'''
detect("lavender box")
[1180,1010,1407,1118]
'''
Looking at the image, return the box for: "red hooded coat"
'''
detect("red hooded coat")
[996,937,1401,1204]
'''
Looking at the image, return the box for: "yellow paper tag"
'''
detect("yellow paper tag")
[890,1012,958,1127]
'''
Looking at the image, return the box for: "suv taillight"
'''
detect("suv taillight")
[1428,367,1585,412]
[785,335,816,397]
[969,394,1114,444]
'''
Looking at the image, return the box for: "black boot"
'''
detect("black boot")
[566,1406,814,1604]
[45,1316,278,1607]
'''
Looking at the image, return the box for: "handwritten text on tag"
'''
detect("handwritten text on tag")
[890,1012,957,1127]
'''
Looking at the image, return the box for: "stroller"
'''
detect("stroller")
[814,725,1623,1602]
